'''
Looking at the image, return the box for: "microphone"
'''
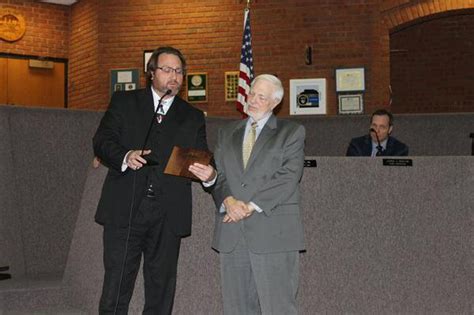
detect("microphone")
[370,128,383,156]
[140,89,172,165]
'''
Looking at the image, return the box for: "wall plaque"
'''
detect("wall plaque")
[186,73,207,103]
[289,78,327,115]
[225,71,239,101]
[0,9,26,42]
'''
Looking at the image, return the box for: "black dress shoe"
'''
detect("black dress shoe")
[0,266,9,272]
[0,273,11,281]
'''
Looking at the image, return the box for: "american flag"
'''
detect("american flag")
[237,8,254,116]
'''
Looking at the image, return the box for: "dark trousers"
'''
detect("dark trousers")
[99,197,181,315]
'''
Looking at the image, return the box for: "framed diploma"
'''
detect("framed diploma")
[335,67,365,92]
[338,94,363,114]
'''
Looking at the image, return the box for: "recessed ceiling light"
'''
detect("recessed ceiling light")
[39,0,78,6]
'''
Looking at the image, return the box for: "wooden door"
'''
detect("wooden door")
[1,57,65,108]
[0,58,7,104]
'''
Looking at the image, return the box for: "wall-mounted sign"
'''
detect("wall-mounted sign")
[28,59,54,69]
[186,73,207,103]
[0,9,26,42]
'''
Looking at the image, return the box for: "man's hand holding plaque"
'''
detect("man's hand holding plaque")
[164,146,213,181]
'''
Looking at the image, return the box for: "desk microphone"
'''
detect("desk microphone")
[141,89,172,165]
[370,128,383,155]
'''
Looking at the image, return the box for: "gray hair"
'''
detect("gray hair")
[251,74,284,104]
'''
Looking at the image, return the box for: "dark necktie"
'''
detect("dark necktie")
[156,104,164,124]
[376,145,383,156]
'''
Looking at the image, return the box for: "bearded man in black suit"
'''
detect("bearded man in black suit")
[93,46,214,314]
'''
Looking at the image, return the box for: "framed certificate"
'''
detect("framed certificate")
[335,67,365,92]
[338,93,363,114]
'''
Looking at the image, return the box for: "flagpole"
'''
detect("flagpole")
[246,0,251,9]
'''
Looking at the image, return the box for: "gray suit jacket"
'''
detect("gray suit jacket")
[211,115,306,254]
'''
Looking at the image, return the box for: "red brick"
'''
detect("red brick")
[2,0,474,115]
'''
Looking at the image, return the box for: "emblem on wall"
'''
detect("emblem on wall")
[0,9,26,42]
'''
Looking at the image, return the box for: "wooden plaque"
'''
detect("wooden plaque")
[0,9,26,42]
[164,146,213,180]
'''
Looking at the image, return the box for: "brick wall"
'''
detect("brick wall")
[68,0,100,109]
[1,0,474,116]
[390,10,474,113]
[80,0,391,116]
[0,0,69,58]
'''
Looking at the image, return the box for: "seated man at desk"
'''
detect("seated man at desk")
[346,109,409,157]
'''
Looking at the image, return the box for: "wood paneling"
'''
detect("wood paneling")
[2,57,65,108]
[0,58,7,104]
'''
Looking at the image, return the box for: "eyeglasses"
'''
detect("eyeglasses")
[157,66,185,75]
[249,91,269,102]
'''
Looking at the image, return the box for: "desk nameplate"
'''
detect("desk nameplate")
[383,158,413,167]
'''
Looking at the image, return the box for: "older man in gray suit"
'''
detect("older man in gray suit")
[190,74,306,314]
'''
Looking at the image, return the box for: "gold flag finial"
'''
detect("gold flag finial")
[246,0,251,9]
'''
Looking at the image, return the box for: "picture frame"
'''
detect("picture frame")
[338,93,364,114]
[335,67,365,92]
[289,78,327,115]
[124,83,136,91]
[186,72,208,103]
[143,50,154,73]
[110,68,139,97]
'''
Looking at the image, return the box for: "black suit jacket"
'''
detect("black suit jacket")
[93,87,208,236]
[346,134,409,156]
